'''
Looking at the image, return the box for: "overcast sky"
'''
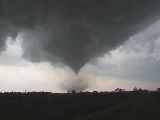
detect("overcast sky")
[1,1,160,92]
[1,20,160,92]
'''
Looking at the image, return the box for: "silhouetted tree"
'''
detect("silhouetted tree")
[133,87,138,91]
[93,91,98,94]
[115,88,125,92]
[71,90,76,94]
[156,88,160,91]
[138,88,143,91]
[115,88,120,92]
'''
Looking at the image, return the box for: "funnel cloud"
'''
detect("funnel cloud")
[0,0,160,73]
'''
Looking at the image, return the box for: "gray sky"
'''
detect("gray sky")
[1,0,160,92]
[1,20,160,92]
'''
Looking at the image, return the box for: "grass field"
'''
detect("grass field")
[78,95,160,120]
[0,91,160,120]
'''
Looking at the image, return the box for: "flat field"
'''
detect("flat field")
[0,92,160,120]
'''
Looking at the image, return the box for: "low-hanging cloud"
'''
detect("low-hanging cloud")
[1,0,160,73]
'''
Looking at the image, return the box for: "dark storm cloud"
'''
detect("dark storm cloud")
[1,0,160,73]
